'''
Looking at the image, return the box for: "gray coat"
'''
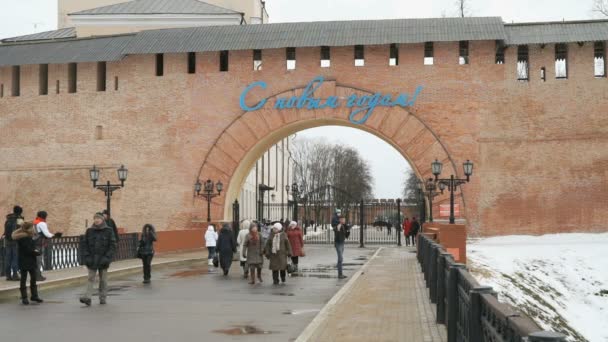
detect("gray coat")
[264,232,292,271]
[242,234,264,266]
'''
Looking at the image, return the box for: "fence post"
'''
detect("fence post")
[430,243,440,303]
[447,263,466,342]
[436,252,451,323]
[469,286,493,342]
[43,240,53,271]
[359,199,365,248]
[396,199,402,247]
[528,332,567,342]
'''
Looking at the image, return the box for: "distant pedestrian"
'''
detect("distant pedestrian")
[33,211,59,281]
[12,222,43,305]
[205,225,218,267]
[237,220,251,279]
[260,220,271,248]
[264,222,292,285]
[79,213,117,306]
[333,215,350,279]
[402,217,412,246]
[102,210,120,242]
[331,209,341,228]
[216,223,236,276]
[411,217,421,246]
[3,205,24,281]
[139,224,157,284]
[242,223,264,285]
[286,221,304,273]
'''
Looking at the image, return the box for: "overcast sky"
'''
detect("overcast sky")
[0,0,600,198]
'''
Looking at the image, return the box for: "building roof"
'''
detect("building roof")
[69,0,242,16]
[506,19,608,45]
[0,27,76,43]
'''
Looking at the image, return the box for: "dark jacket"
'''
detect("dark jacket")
[13,228,40,271]
[331,213,340,228]
[106,218,120,241]
[217,228,236,254]
[4,213,22,242]
[139,229,157,256]
[82,223,117,270]
[333,223,351,244]
[411,221,421,236]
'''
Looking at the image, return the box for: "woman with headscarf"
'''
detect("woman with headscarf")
[205,224,218,267]
[216,223,236,276]
[139,224,157,284]
[264,222,292,285]
[286,221,304,273]
[12,222,42,305]
[236,220,251,279]
[242,222,264,285]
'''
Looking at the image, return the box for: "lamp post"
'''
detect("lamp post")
[194,179,223,222]
[89,165,128,217]
[291,183,300,222]
[431,159,474,224]
[258,184,274,222]
[424,178,441,222]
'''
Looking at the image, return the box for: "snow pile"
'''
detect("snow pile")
[467,233,608,342]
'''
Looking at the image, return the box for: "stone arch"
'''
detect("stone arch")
[196,81,466,222]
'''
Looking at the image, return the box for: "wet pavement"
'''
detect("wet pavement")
[0,246,376,342]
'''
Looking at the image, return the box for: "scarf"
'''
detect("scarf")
[33,217,45,226]
[272,232,281,254]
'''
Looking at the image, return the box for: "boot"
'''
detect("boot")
[249,268,255,285]
[30,284,43,303]
[257,269,263,283]
[20,287,29,305]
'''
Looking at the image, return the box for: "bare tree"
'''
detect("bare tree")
[401,170,419,204]
[593,0,608,16]
[455,0,471,17]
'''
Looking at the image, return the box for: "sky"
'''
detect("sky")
[0,0,601,198]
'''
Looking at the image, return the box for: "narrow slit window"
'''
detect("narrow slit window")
[11,65,20,97]
[541,67,546,82]
[517,45,529,81]
[95,125,103,140]
[594,41,606,77]
[56,80,60,94]
[495,40,505,64]
[39,64,48,95]
[354,45,365,66]
[555,43,568,79]
[114,77,119,91]
[97,62,106,91]
[286,47,296,70]
[320,46,330,68]
[253,49,262,71]
[187,52,196,74]
[68,63,77,93]
[424,42,434,65]
[0,84,4,98]
[156,54,164,76]
[389,43,399,66]
[220,50,229,72]
[459,41,469,65]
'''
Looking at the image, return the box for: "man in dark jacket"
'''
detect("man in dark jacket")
[410,217,421,246]
[216,223,236,276]
[333,215,350,279]
[79,212,117,306]
[102,210,120,242]
[3,206,24,281]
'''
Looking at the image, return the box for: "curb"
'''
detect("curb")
[295,247,384,342]
[0,257,203,301]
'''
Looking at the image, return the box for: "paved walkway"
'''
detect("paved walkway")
[299,247,447,342]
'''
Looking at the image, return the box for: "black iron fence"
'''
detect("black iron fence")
[417,233,566,342]
[1,233,139,276]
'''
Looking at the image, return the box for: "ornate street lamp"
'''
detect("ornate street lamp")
[432,159,474,224]
[89,165,128,218]
[194,179,223,222]
[424,178,441,222]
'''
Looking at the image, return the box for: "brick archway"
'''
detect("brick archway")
[197,80,466,222]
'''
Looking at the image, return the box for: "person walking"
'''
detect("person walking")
[242,223,264,285]
[286,221,304,273]
[3,205,24,281]
[333,215,350,279]
[264,222,292,285]
[79,213,117,306]
[205,225,218,267]
[102,210,120,242]
[236,220,251,279]
[410,217,421,246]
[216,223,236,276]
[260,220,271,249]
[402,217,412,246]
[12,222,43,305]
[139,224,157,284]
[33,211,58,281]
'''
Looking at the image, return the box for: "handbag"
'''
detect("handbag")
[212,254,219,267]
[136,240,144,259]
[287,261,296,274]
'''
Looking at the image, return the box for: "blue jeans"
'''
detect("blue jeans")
[4,241,19,278]
[335,242,344,276]
[207,247,216,260]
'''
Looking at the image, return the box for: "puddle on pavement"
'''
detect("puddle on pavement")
[43,300,65,304]
[273,292,295,296]
[213,325,275,335]
[283,309,320,315]
[170,268,209,278]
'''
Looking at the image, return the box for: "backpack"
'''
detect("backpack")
[4,215,18,241]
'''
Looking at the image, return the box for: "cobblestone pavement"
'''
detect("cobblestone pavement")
[302,247,447,342]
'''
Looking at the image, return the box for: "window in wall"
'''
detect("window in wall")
[114,77,119,91]
[354,45,365,66]
[56,80,60,94]
[286,47,296,70]
[541,67,546,82]
[424,42,434,65]
[220,50,229,72]
[389,43,399,66]
[97,62,106,91]
[459,41,469,65]
[495,40,505,64]
[0,84,3,98]
[594,41,606,77]
[555,43,568,79]
[11,65,20,97]
[68,63,77,93]
[187,52,196,74]
[95,125,103,140]
[155,54,164,76]
[253,49,262,71]
[517,45,529,81]
[39,64,48,95]
[320,46,330,68]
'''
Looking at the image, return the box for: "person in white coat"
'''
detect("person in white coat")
[205,225,218,266]
[237,220,251,279]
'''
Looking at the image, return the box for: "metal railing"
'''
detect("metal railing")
[417,233,567,342]
[1,233,139,276]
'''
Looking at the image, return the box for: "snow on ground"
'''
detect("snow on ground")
[467,233,608,342]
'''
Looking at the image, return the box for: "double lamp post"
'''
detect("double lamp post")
[89,165,128,217]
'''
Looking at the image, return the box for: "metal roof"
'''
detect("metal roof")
[70,0,242,15]
[0,35,133,66]
[1,27,76,43]
[506,19,608,45]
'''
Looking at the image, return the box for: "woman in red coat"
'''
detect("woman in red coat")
[402,218,412,246]
[286,221,304,272]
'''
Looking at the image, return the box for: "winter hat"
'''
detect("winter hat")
[94,212,105,220]
[289,221,297,228]
[13,205,23,215]
[272,222,283,231]
[241,219,251,231]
